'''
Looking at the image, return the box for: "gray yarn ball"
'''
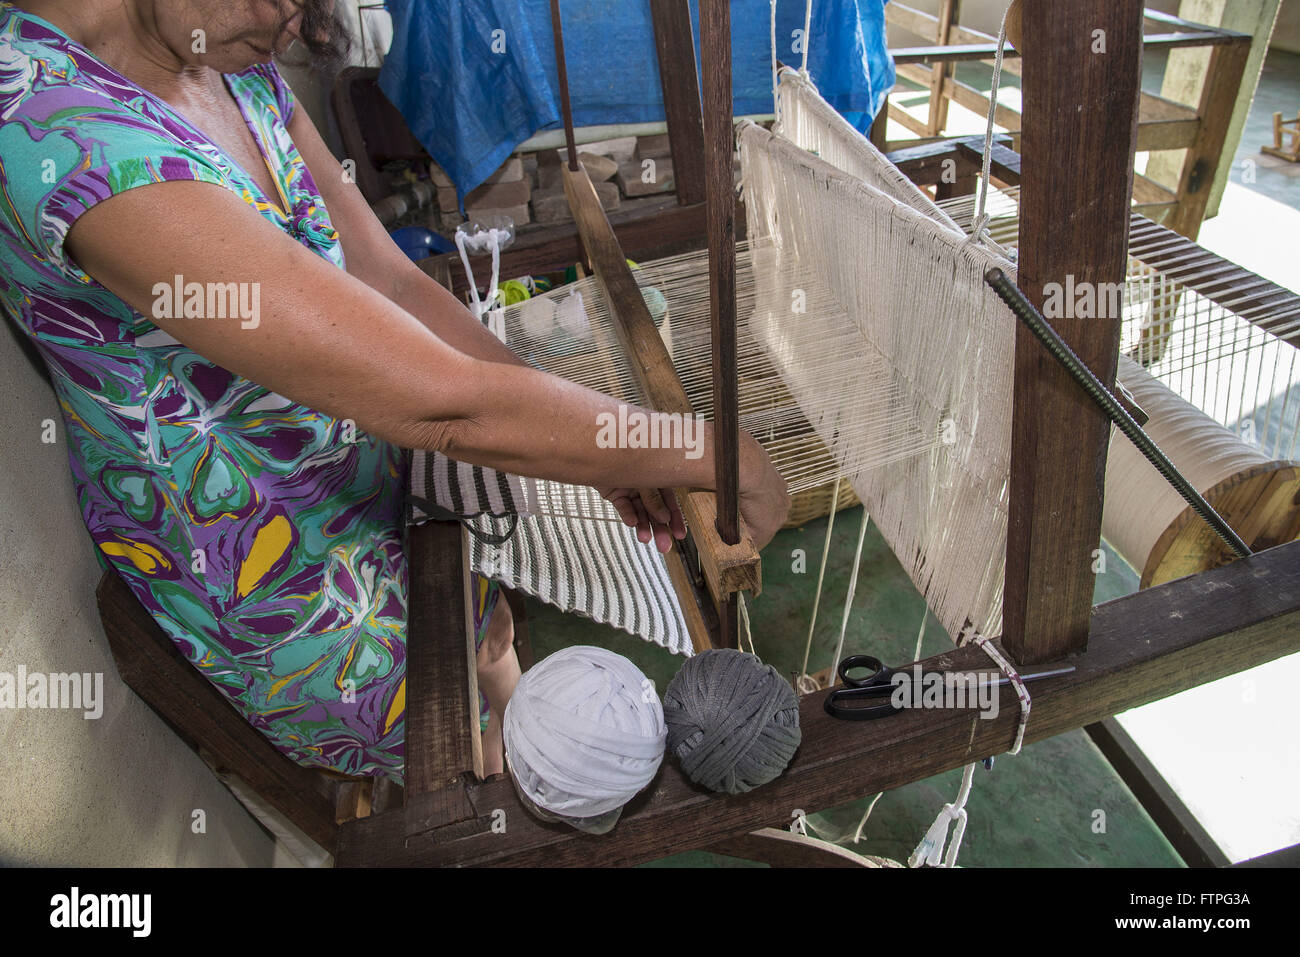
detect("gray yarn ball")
[663,648,801,794]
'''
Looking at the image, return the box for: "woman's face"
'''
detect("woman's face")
[153,0,304,73]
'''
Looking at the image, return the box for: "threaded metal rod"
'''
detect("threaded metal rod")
[985,267,1252,560]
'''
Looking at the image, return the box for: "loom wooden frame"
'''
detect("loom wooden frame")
[94,0,1300,867]
[877,3,1254,239]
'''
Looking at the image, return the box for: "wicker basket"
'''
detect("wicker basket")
[784,475,861,528]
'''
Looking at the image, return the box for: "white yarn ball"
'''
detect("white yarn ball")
[503,645,666,823]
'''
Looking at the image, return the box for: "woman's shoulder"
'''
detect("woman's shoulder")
[0,6,215,166]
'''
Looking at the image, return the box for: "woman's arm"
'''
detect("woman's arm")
[285,103,528,369]
[64,179,789,547]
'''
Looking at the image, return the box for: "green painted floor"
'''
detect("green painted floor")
[520,506,1181,868]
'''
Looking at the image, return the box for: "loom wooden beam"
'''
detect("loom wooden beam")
[700,0,739,548]
[560,164,761,610]
[699,0,742,646]
[1084,717,1231,867]
[426,199,737,300]
[893,65,1207,155]
[650,0,706,207]
[1001,0,1144,665]
[925,0,961,137]
[890,29,1242,66]
[333,538,1300,866]
[1127,214,1300,347]
[548,0,580,170]
[886,133,1006,186]
[404,520,482,797]
[1161,38,1252,240]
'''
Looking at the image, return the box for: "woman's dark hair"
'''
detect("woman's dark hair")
[273,0,352,69]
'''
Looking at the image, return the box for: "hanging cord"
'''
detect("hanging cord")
[795,473,842,693]
[909,762,976,867]
[827,506,870,682]
[799,0,813,74]
[961,628,1032,755]
[770,0,780,120]
[455,226,508,338]
[964,2,1013,248]
[738,592,758,657]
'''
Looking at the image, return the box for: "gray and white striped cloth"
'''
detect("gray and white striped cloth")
[407,449,692,656]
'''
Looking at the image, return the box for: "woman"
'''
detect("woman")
[0,1,789,782]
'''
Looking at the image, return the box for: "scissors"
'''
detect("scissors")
[823,654,1075,720]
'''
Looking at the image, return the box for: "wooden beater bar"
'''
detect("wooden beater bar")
[700,0,742,645]
[549,0,759,651]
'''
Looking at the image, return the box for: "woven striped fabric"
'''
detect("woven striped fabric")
[407,450,692,656]
[407,448,533,521]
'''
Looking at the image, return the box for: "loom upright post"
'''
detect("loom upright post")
[650,0,707,207]
[700,0,741,648]
[1002,0,1144,665]
[549,0,580,171]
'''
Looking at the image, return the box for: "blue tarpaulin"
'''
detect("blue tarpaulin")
[379,0,894,203]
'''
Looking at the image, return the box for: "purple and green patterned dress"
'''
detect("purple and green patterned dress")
[0,4,498,782]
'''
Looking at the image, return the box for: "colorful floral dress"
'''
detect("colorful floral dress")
[0,5,497,782]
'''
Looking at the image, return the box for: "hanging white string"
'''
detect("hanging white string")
[827,506,870,681]
[455,225,508,335]
[770,0,780,119]
[796,472,842,693]
[852,791,882,844]
[738,592,757,657]
[909,762,976,867]
[966,2,1013,247]
[911,608,928,662]
[800,0,814,74]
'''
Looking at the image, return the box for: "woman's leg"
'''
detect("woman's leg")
[474,582,520,777]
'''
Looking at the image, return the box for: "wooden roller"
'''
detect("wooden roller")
[1103,356,1300,588]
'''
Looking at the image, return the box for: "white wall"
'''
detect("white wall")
[1274,0,1300,52]
[0,339,278,867]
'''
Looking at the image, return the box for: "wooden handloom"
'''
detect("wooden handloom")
[97,0,1300,867]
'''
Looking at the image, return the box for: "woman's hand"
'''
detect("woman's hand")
[601,431,789,554]
[598,487,686,554]
[738,432,790,550]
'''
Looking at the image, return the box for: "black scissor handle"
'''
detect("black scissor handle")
[825,655,903,720]
[837,654,887,687]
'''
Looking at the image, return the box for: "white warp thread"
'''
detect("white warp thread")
[1104,355,1282,578]
[739,116,1016,645]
